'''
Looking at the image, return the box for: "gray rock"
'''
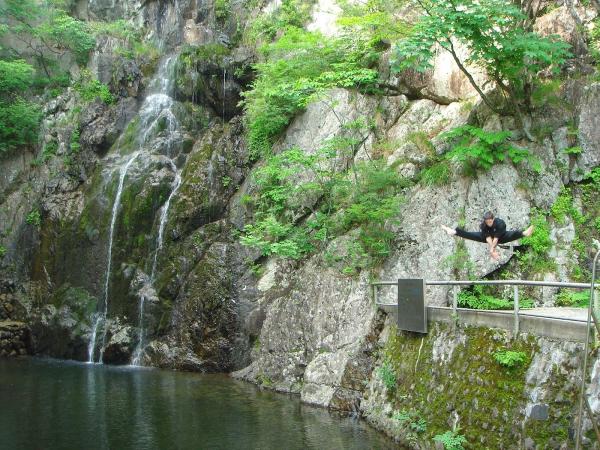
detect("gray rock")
[575,83,600,179]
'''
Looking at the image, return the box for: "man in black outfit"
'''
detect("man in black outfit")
[442,211,534,260]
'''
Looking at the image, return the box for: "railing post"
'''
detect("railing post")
[452,287,458,315]
[575,250,600,449]
[513,286,519,337]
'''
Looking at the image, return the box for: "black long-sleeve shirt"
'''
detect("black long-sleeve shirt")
[480,218,506,239]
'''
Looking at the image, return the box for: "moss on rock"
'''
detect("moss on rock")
[363,322,583,449]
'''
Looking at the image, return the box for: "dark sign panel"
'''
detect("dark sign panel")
[397,279,427,333]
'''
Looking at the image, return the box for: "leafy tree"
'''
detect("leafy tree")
[42,11,96,64]
[0,99,41,154]
[337,0,410,49]
[0,58,40,155]
[0,60,35,96]
[392,0,571,138]
[0,0,95,74]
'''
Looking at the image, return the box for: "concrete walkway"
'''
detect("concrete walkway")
[521,307,588,321]
[379,304,593,342]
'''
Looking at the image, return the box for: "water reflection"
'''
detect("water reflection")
[0,358,394,450]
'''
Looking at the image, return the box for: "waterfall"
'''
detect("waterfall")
[222,67,226,125]
[131,163,182,365]
[88,151,140,364]
[130,54,185,366]
[87,54,185,365]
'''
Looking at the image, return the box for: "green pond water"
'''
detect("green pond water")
[0,358,394,450]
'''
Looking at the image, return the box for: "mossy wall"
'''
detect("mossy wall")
[362,322,588,449]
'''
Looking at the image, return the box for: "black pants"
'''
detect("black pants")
[455,228,524,244]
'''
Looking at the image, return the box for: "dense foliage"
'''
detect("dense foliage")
[242,28,380,158]
[556,290,591,308]
[240,0,413,158]
[0,59,40,154]
[457,285,534,310]
[240,123,407,274]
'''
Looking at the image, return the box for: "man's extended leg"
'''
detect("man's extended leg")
[454,228,487,243]
[498,230,524,244]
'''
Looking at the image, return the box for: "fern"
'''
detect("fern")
[433,430,468,450]
[494,350,528,368]
[441,125,539,174]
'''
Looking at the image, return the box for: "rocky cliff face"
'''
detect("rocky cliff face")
[0,0,599,447]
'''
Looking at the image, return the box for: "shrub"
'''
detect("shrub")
[239,140,405,272]
[74,69,114,104]
[0,245,6,258]
[589,17,600,64]
[458,287,513,310]
[563,146,582,155]
[248,0,315,42]
[556,290,591,308]
[585,167,600,188]
[520,210,553,256]
[337,0,409,48]
[493,350,528,368]
[518,209,556,273]
[91,19,140,41]
[215,0,230,21]
[0,59,41,155]
[457,285,533,310]
[0,99,42,155]
[70,128,81,153]
[26,209,42,227]
[393,410,427,433]
[32,140,59,166]
[550,188,584,225]
[0,60,35,96]
[420,161,451,186]
[441,125,539,175]
[378,361,396,391]
[433,430,468,450]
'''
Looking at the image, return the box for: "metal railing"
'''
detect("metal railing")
[372,278,599,337]
[576,250,600,449]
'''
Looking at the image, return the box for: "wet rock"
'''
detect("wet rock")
[101,319,134,364]
[173,44,254,120]
[28,285,97,361]
[80,98,138,155]
[0,321,31,357]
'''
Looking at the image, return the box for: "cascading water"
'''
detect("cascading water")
[88,151,140,363]
[131,164,182,365]
[222,67,226,125]
[87,54,186,365]
[130,55,185,365]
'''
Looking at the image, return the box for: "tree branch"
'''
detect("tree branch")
[443,38,501,114]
